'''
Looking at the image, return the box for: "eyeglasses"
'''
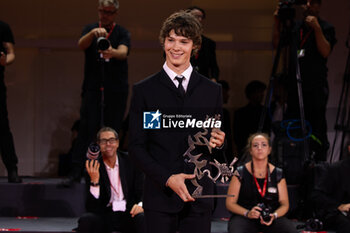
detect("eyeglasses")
[98,9,117,16]
[98,137,118,145]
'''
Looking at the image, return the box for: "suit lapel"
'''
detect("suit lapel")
[99,159,111,199]
[158,69,179,94]
[159,69,202,98]
[118,153,128,199]
[186,71,201,96]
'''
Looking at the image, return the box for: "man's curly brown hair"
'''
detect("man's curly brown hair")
[159,10,202,54]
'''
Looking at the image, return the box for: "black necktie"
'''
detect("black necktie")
[175,76,185,97]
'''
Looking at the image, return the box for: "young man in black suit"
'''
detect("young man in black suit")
[129,10,225,233]
[77,127,144,233]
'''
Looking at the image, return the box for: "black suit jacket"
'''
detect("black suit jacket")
[85,151,144,214]
[129,69,223,213]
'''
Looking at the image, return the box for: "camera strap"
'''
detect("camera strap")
[300,28,313,49]
[99,22,116,40]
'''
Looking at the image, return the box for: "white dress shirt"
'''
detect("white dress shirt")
[163,62,193,92]
[90,157,126,212]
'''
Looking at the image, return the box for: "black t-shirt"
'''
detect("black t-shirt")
[234,164,284,213]
[81,22,130,92]
[293,18,336,92]
[0,21,15,74]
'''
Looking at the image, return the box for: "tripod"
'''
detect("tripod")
[98,54,108,128]
[258,8,321,220]
[259,8,310,165]
[330,21,350,162]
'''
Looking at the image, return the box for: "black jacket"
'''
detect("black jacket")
[85,151,144,214]
[312,158,350,220]
[129,69,223,213]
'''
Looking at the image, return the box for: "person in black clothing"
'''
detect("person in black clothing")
[217,80,234,163]
[129,10,225,233]
[311,144,350,233]
[77,127,144,233]
[187,6,220,81]
[0,20,21,183]
[226,133,297,233]
[233,81,270,159]
[273,0,336,161]
[66,0,130,184]
[58,120,80,176]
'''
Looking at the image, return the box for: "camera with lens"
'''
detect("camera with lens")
[278,0,307,21]
[97,37,111,51]
[279,0,307,8]
[305,218,323,231]
[257,203,272,222]
[86,142,101,160]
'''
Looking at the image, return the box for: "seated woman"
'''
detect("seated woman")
[226,133,297,233]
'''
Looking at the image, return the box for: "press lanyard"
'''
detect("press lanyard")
[251,162,268,198]
[300,28,313,49]
[99,22,116,39]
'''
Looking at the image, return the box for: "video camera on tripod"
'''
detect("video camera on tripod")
[260,0,311,186]
[278,0,307,21]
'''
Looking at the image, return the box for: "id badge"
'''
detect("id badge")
[268,187,277,194]
[297,49,305,58]
[112,200,126,211]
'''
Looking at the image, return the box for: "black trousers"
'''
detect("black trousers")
[325,213,350,233]
[228,215,298,233]
[144,203,211,233]
[70,90,128,177]
[0,75,18,172]
[77,211,145,233]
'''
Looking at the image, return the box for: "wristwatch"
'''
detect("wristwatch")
[90,181,99,187]
[273,212,278,219]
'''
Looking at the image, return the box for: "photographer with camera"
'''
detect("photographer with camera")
[77,127,144,233]
[226,133,297,233]
[273,0,336,161]
[0,20,22,183]
[310,144,350,233]
[187,6,220,81]
[64,0,130,185]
